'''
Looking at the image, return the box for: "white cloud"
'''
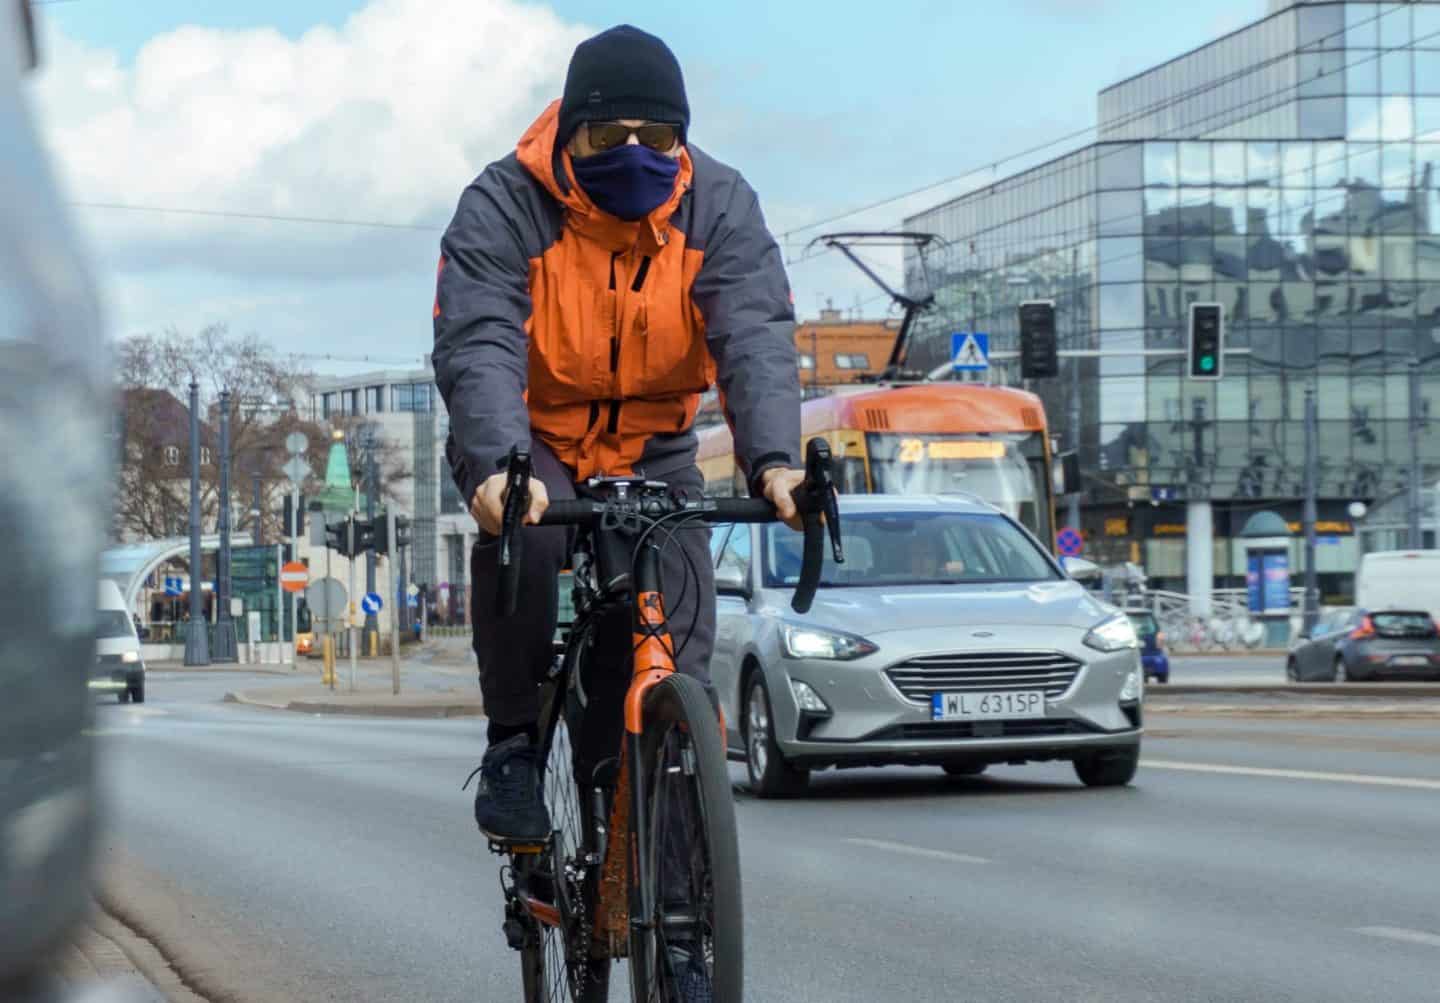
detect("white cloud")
[33,0,591,280]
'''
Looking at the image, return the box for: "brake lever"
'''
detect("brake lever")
[496,447,532,617]
[801,438,844,564]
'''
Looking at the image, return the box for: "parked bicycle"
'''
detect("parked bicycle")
[490,440,843,1002]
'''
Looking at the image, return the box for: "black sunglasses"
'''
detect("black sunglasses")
[586,121,681,153]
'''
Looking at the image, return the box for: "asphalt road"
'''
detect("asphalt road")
[92,669,1440,1002]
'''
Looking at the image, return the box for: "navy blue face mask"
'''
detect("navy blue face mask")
[571,143,680,222]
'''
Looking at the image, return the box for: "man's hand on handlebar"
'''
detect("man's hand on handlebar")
[471,470,550,537]
[759,467,805,531]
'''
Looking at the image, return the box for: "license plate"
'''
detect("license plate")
[1394,655,1431,667]
[932,690,1046,721]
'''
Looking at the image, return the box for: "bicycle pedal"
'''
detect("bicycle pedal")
[489,839,548,856]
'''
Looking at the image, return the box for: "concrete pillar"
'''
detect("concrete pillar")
[1186,499,1213,616]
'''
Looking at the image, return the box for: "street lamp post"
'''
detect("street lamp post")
[183,381,210,666]
[212,389,238,662]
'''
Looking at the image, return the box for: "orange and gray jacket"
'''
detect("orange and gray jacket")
[433,100,800,504]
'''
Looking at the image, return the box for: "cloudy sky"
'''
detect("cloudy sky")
[28,0,1261,376]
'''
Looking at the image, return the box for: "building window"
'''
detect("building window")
[343,389,359,415]
[163,445,180,466]
[394,382,433,412]
[798,354,816,370]
[834,353,871,370]
[365,386,385,413]
[321,393,336,419]
[440,470,464,515]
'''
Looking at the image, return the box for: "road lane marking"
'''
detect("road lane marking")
[845,837,988,865]
[1143,759,1440,791]
[1354,926,1440,949]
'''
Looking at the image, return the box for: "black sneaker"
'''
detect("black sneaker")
[469,734,551,843]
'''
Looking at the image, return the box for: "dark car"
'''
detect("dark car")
[0,1,111,991]
[1287,608,1440,682]
[1126,610,1170,683]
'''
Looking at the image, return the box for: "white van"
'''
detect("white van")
[95,579,145,702]
[1355,551,1440,625]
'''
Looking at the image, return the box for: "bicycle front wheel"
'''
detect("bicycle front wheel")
[629,673,742,1003]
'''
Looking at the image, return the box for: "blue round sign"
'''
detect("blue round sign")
[361,591,384,614]
[1056,527,1085,557]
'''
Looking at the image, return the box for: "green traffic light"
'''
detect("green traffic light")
[1200,356,1215,372]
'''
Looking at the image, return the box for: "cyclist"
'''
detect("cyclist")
[433,24,804,846]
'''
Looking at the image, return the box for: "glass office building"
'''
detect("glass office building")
[905,0,1440,595]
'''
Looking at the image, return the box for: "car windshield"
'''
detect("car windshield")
[762,510,1059,589]
[1370,612,1438,637]
[96,609,134,639]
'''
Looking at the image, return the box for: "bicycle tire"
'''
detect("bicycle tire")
[522,681,612,1002]
[629,674,743,1003]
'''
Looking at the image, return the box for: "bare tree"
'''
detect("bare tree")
[115,326,411,543]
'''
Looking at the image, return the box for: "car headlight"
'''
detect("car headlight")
[1084,614,1139,653]
[120,650,140,664]
[780,624,877,661]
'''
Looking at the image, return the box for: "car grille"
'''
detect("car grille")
[871,720,1102,741]
[96,653,125,666]
[885,650,1082,704]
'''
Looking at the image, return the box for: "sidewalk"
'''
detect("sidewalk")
[224,679,482,718]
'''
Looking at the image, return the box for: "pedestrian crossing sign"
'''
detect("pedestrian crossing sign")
[951,332,990,372]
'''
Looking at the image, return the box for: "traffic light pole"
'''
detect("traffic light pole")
[348,516,357,693]
[1302,384,1319,635]
[364,444,379,652]
[1408,356,1423,549]
[388,509,400,695]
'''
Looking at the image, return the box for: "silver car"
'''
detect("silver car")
[709,496,1144,796]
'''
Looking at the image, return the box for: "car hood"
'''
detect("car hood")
[760,581,1115,635]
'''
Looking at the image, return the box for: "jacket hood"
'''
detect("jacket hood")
[517,99,693,251]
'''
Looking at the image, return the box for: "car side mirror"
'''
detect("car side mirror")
[715,564,750,597]
[1063,556,1101,581]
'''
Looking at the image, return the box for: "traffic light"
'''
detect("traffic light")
[373,511,390,555]
[1018,300,1059,379]
[353,517,377,554]
[282,494,306,537]
[1188,303,1224,380]
[396,516,412,550]
[325,517,352,557]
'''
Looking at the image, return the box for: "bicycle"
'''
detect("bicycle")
[489,439,843,1002]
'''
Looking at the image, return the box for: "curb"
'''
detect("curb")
[1148,702,1440,717]
[223,689,483,719]
[1155,683,1440,697]
[148,663,295,676]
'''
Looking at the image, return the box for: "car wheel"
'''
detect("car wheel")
[1334,656,1348,683]
[942,763,987,777]
[128,678,145,704]
[1073,743,1140,788]
[743,673,809,798]
[1154,674,1169,684]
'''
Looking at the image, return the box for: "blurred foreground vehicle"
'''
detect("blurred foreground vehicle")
[0,0,113,996]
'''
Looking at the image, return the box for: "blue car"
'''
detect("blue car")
[1127,610,1170,683]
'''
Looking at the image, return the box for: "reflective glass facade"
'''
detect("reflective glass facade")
[905,1,1440,588]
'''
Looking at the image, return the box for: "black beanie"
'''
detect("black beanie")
[558,25,690,145]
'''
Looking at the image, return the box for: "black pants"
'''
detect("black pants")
[469,439,717,728]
